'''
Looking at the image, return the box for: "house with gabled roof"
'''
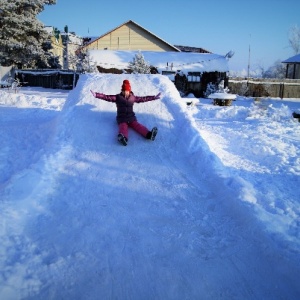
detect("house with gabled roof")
[78,20,230,97]
[79,20,180,52]
[282,54,300,79]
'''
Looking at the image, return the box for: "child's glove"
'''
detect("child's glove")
[90,90,96,97]
[155,92,161,99]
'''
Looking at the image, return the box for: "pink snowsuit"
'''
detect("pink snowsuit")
[94,91,159,139]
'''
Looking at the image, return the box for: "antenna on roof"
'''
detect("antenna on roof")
[225,50,235,59]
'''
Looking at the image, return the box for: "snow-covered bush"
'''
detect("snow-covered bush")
[128,51,151,74]
[204,80,230,97]
[204,82,217,97]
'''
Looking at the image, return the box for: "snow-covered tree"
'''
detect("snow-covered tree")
[35,39,61,69]
[128,51,151,74]
[76,51,98,73]
[262,60,286,79]
[288,24,300,55]
[0,0,56,68]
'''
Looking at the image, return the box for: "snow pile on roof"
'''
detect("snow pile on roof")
[61,32,82,45]
[88,49,229,74]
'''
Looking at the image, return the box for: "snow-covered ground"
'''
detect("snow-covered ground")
[0,74,300,299]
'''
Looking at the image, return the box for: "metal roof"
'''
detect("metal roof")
[282,54,300,63]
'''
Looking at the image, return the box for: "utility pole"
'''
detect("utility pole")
[64,25,69,70]
[247,34,251,79]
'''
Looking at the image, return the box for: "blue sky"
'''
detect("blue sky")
[38,0,300,73]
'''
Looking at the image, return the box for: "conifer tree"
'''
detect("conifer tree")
[0,0,56,68]
[128,51,151,74]
[71,50,98,73]
[79,52,98,73]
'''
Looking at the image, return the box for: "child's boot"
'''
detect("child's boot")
[147,127,158,141]
[118,133,128,146]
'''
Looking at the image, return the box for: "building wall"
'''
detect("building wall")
[62,33,83,69]
[50,35,64,67]
[63,41,82,70]
[85,23,176,52]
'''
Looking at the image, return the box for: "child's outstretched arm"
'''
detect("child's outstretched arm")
[90,90,117,102]
[134,92,161,103]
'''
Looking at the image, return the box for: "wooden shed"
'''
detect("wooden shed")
[282,54,300,79]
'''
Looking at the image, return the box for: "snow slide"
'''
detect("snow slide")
[0,74,299,299]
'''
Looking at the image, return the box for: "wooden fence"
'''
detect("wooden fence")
[15,69,79,89]
[228,78,300,98]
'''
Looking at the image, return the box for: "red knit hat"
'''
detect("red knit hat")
[122,79,131,92]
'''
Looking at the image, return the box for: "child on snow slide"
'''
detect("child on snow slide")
[90,79,161,146]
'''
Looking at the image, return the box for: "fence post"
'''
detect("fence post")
[279,83,284,99]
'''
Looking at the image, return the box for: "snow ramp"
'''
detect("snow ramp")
[63,73,221,176]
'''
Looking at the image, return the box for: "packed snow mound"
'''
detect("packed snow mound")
[63,73,221,182]
[65,73,183,110]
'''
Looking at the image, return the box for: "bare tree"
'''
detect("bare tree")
[261,60,286,79]
[288,25,300,54]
